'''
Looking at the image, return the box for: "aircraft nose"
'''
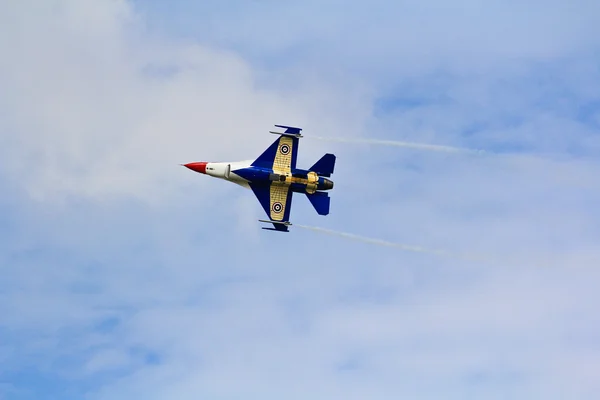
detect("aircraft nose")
[183,162,207,174]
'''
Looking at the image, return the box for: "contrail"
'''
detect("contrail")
[312,136,599,189]
[311,136,486,155]
[295,224,490,263]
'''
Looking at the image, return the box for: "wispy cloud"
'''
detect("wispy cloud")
[1,1,600,399]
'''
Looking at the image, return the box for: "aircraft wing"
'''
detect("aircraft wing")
[251,128,300,173]
[250,183,293,232]
[249,125,302,231]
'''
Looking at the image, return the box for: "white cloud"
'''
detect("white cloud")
[0,0,367,203]
[136,0,600,78]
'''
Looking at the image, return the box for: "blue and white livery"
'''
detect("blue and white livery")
[183,125,335,232]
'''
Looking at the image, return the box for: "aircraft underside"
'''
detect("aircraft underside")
[183,124,335,231]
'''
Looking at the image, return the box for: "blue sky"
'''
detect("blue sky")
[1,1,600,399]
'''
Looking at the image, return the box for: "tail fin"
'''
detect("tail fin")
[306,191,330,215]
[309,153,336,177]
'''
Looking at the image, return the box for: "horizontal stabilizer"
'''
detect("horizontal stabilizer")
[309,153,336,177]
[306,191,330,215]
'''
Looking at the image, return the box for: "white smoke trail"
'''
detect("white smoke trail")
[311,136,486,155]
[295,224,489,263]
[312,136,599,189]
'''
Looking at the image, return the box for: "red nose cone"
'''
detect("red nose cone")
[183,162,208,174]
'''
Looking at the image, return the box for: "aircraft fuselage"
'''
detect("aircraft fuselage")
[184,160,334,194]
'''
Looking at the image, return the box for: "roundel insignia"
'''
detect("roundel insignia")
[272,202,283,213]
[280,144,290,155]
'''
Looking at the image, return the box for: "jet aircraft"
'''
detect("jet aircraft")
[183,125,335,232]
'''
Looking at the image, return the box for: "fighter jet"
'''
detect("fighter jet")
[183,125,335,232]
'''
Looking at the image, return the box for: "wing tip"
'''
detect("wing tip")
[272,124,303,137]
[259,219,291,232]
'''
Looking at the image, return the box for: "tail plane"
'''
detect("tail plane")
[309,153,336,177]
[306,191,330,215]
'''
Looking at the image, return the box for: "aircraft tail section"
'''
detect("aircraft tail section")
[309,153,336,177]
[306,191,330,215]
